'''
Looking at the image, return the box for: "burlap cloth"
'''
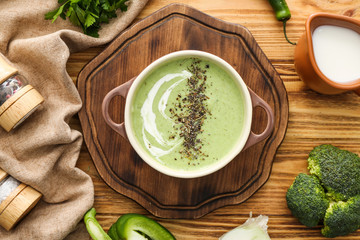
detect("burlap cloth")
[0,0,148,239]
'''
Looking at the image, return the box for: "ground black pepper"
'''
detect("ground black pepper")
[169,59,211,161]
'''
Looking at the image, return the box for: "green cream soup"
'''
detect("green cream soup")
[131,57,246,171]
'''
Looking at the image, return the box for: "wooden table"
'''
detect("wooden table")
[67,0,360,239]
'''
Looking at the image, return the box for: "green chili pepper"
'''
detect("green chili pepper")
[107,224,119,240]
[84,208,112,240]
[107,214,134,240]
[84,209,176,240]
[110,213,176,240]
[268,0,296,45]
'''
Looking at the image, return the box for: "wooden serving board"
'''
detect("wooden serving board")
[77,3,288,219]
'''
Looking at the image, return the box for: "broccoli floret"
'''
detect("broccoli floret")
[286,173,329,227]
[308,144,360,201]
[286,145,360,237]
[321,195,360,238]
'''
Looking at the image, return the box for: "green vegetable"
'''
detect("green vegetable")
[107,213,134,240]
[268,0,296,45]
[84,208,112,240]
[286,144,360,238]
[45,0,129,37]
[308,144,360,201]
[84,209,175,240]
[110,213,176,240]
[286,173,329,227]
[322,195,360,238]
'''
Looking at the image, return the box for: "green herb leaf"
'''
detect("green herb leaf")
[45,1,70,22]
[84,13,96,28]
[44,8,60,20]
[115,0,128,11]
[45,0,129,37]
[68,8,81,26]
[85,26,100,37]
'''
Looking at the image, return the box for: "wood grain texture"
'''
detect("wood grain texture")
[69,0,360,239]
[77,3,288,219]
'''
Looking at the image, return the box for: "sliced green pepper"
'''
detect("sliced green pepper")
[84,208,175,240]
[108,224,119,240]
[108,213,134,240]
[268,0,296,45]
[84,208,112,240]
[111,213,176,240]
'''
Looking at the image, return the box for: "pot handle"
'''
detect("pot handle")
[101,78,136,140]
[243,88,275,150]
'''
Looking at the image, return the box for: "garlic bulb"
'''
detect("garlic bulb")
[220,213,271,240]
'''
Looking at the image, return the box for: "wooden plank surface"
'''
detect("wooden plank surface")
[67,0,360,239]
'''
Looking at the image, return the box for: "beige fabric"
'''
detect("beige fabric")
[0,0,148,239]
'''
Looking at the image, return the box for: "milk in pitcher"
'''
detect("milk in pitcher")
[312,25,360,84]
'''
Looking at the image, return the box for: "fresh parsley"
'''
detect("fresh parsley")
[45,0,129,37]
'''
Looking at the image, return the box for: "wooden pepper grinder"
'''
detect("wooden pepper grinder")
[0,56,44,132]
[0,168,42,231]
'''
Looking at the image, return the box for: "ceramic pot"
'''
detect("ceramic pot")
[102,50,274,178]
